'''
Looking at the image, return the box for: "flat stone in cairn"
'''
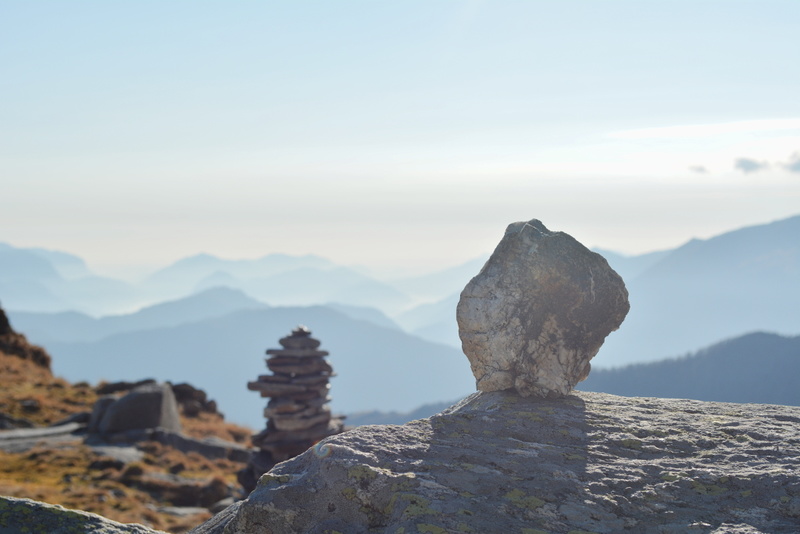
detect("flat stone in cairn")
[457,219,629,398]
[239,326,344,493]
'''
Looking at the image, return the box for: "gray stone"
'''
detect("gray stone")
[270,411,331,432]
[97,382,181,436]
[0,496,165,533]
[192,391,800,534]
[457,219,629,397]
[88,395,117,434]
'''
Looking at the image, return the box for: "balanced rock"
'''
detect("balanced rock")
[457,219,629,398]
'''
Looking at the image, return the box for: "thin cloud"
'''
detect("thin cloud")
[688,165,708,174]
[734,158,769,174]
[609,118,800,140]
[783,152,800,173]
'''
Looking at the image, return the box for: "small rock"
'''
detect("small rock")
[457,219,629,397]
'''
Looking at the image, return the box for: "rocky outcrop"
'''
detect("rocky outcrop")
[172,382,220,417]
[457,219,629,397]
[97,379,225,419]
[193,391,800,534]
[0,306,12,336]
[0,496,165,533]
[0,303,52,370]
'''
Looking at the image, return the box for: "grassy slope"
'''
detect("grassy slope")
[0,342,254,533]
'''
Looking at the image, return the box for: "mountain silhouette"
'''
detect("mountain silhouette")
[143,253,335,298]
[581,332,800,406]
[0,243,137,314]
[595,214,800,367]
[10,286,268,344]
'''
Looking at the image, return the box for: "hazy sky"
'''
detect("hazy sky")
[2,1,799,278]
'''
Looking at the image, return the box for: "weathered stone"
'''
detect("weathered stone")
[270,411,332,432]
[255,374,293,384]
[0,496,165,533]
[265,397,329,415]
[457,219,629,397]
[260,420,336,443]
[96,382,182,436]
[278,325,321,349]
[274,385,331,401]
[247,381,309,396]
[265,348,329,358]
[267,358,333,376]
[193,391,800,534]
[265,402,329,419]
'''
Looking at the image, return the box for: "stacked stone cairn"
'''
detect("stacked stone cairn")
[238,326,344,492]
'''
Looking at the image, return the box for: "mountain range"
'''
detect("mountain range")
[10,297,474,429]
[395,214,800,368]
[596,214,800,367]
[3,214,799,425]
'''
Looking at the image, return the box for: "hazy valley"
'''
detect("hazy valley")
[2,214,799,427]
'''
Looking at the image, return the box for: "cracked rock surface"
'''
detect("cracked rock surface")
[193,391,800,534]
[457,219,629,397]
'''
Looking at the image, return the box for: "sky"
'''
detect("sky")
[2,0,799,279]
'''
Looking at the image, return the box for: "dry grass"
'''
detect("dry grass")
[179,410,253,445]
[0,443,218,532]
[0,350,254,532]
[0,350,98,425]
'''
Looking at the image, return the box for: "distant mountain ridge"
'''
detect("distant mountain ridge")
[26,305,474,428]
[0,243,139,314]
[9,287,268,344]
[581,331,800,405]
[4,213,799,379]
[595,214,800,367]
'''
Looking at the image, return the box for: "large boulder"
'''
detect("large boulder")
[457,219,629,397]
[90,382,182,437]
[0,496,165,533]
[192,391,800,534]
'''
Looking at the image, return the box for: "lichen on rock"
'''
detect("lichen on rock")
[0,496,165,534]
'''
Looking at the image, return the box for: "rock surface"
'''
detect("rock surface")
[457,219,629,397]
[0,496,165,533]
[193,391,800,534]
